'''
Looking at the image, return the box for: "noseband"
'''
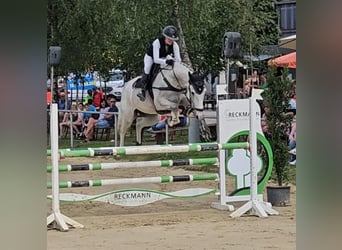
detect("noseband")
[188,73,205,112]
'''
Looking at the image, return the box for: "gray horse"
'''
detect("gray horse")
[118,61,212,146]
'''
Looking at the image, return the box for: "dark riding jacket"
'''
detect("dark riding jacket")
[147,37,175,59]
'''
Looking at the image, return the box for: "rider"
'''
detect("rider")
[137,25,182,101]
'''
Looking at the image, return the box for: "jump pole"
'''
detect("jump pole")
[47,173,219,189]
[47,157,219,172]
[47,142,248,157]
[46,103,84,231]
[229,89,279,217]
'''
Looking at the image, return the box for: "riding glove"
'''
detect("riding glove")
[166,59,175,66]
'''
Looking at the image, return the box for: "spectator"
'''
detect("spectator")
[261,102,271,140]
[83,97,118,142]
[58,103,78,138]
[83,99,110,141]
[244,79,251,98]
[46,87,52,108]
[57,92,68,122]
[288,115,296,165]
[246,70,259,97]
[236,71,245,99]
[73,103,85,138]
[92,87,104,109]
[84,89,93,105]
[260,72,268,89]
[83,99,96,124]
[147,108,188,132]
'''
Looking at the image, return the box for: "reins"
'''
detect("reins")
[152,65,187,93]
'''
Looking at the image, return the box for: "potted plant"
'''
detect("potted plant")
[262,66,293,206]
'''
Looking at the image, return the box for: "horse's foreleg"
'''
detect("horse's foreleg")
[167,110,180,127]
[118,113,136,147]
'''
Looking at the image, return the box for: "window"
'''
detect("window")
[279,3,296,33]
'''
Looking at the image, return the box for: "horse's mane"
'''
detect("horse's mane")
[178,62,194,73]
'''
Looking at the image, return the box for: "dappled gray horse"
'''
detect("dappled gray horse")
[118,61,212,146]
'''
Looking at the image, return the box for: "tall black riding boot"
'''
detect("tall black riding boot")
[137,73,149,101]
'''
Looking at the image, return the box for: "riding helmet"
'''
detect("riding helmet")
[162,25,179,41]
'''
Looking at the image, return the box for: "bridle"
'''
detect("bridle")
[151,63,206,112]
[187,73,205,112]
[152,65,186,93]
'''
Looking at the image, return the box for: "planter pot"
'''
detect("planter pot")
[266,186,291,206]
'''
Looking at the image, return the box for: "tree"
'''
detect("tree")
[47,0,279,77]
[262,66,293,186]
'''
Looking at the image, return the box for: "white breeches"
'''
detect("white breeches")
[144,54,153,74]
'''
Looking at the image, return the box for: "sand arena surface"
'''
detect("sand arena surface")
[47,156,296,250]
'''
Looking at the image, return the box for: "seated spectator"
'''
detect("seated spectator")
[259,72,268,89]
[57,92,68,122]
[83,99,109,140]
[288,81,297,115]
[147,108,188,132]
[288,115,296,165]
[243,79,251,98]
[58,103,78,138]
[83,97,118,142]
[246,70,260,97]
[83,99,96,124]
[73,103,85,138]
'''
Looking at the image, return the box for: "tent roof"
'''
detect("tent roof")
[243,54,273,62]
[279,35,296,50]
[268,51,296,69]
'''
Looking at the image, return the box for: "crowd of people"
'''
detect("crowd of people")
[47,85,119,143]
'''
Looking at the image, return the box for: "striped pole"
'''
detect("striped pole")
[46,142,248,157]
[47,173,219,189]
[47,157,219,173]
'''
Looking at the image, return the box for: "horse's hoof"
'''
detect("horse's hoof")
[168,120,178,127]
[185,108,194,117]
[135,142,142,146]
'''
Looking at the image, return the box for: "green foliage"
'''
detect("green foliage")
[47,0,279,78]
[262,66,293,186]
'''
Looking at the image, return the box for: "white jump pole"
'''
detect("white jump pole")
[47,102,84,231]
[230,88,279,217]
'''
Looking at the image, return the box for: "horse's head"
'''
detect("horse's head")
[187,71,206,117]
[186,71,213,142]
